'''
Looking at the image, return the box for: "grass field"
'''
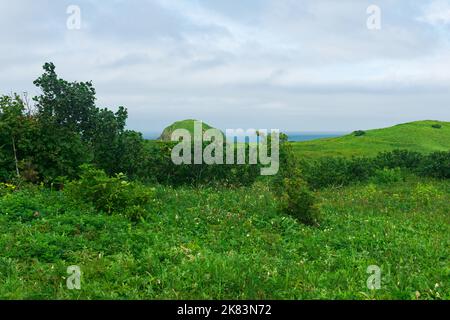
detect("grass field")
[292,120,450,159]
[0,176,448,299]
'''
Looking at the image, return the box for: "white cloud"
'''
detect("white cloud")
[418,0,450,25]
[0,0,449,131]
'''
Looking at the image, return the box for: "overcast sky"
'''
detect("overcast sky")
[1,0,449,132]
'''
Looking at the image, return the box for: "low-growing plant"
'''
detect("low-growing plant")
[413,183,441,205]
[0,189,41,222]
[65,164,155,221]
[370,167,404,184]
[0,182,16,197]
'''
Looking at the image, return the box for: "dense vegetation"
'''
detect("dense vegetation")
[0,177,448,299]
[0,63,145,182]
[300,149,450,189]
[0,63,448,300]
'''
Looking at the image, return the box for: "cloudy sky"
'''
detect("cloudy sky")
[1,0,450,133]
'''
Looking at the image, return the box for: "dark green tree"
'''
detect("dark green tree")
[33,62,97,138]
[32,63,146,180]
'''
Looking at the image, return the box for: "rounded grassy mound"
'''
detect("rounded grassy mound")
[159,119,223,141]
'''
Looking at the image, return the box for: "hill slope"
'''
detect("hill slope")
[159,119,223,141]
[292,120,450,158]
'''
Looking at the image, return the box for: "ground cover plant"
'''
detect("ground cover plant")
[0,177,448,299]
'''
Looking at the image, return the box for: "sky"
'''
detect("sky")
[0,0,450,133]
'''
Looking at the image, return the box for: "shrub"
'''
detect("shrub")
[346,157,377,181]
[272,136,319,225]
[373,149,449,179]
[431,124,442,129]
[300,156,376,189]
[299,149,449,191]
[65,165,155,221]
[353,130,366,136]
[272,135,301,195]
[374,149,423,170]
[419,151,450,179]
[278,177,320,226]
[145,141,260,187]
[301,157,349,189]
[370,167,403,184]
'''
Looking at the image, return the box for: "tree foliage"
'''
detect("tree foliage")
[0,63,145,182]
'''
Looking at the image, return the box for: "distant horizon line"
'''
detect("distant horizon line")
[138,130,350,134]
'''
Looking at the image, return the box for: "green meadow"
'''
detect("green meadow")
[0,176,448,299]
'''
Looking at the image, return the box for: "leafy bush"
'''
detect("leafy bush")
[353,130,366,136]
[418,151,450,179]
[145,141,260,186]
[431,124,442,129]
[370,168,403,184]
[278,177,319,225]
[300,150,449,190]
[301,157,349,189]
[65,165,155,221]
[374,149,423,170]
[272,136,319,225]
[374,150,449,179]
[301,156,376,189]
[346,157,376,181]
[272,135,301,195]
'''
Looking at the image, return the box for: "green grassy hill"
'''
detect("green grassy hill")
[292,120,450,158]
[159,119,223,141]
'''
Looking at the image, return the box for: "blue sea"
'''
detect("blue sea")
[284,132,346,142]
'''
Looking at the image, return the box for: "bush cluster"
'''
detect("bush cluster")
[301,149,450,189]
[65,165,155,221]
[144,141,261,187]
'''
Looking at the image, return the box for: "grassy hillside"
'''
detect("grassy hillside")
[159,119,223,141]
[292,120,450,159]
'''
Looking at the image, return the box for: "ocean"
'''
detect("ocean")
[284,132,346,142]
